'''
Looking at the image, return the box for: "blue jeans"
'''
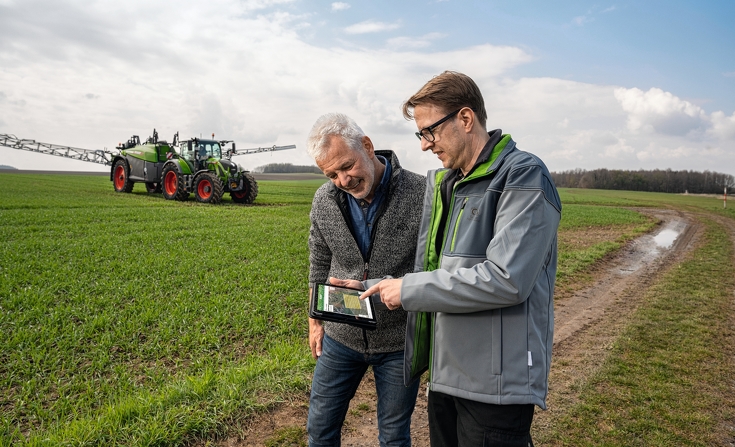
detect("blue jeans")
[307,334,420,447]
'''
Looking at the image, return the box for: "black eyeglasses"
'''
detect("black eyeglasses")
[415,109,461,142]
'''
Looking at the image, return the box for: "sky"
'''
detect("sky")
[1,0,734,178]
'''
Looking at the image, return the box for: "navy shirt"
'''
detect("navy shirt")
[347,155,392,259]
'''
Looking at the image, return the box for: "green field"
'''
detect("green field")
[1,175,733,446]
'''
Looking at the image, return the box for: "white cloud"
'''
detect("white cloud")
[709,111,735,141]
[572,15,592,26]
[603,137,635,158]
[614,87,708,136]
[344,20,401,34]
[387,32,445,50]
[331,2,350,11]
[635,144,700,162]
[0,0,733,178]
[571,6,615,27]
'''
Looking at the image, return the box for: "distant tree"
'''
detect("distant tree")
[551,168,734,194]
[0,165,18,170]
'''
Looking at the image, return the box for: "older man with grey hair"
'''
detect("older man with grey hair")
[305,113,425,446]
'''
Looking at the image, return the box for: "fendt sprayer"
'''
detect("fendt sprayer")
[0,130,296,204]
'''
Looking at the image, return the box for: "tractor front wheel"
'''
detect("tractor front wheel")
[194,172,224,204]
[230,173,258,204]
[112,159,134,193]
[162,165,188,201]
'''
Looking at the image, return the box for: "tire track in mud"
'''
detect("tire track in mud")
[553,208,698,346]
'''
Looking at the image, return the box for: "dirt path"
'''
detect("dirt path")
[534,208,701,440]
[220,208,703,447]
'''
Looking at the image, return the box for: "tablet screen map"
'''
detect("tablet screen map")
[317,284,373,319]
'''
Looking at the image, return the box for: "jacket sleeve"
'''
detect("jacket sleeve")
[401,166,561,313]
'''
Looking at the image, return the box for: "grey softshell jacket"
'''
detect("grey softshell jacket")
[401,134,562,409]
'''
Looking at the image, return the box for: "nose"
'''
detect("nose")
[336,171,352,188]
[420,137,433,152]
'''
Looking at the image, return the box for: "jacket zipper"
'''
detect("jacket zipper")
[437,180,461,265]
[331,172,395,352]
[361,261,370,348]
[450,197,468,252]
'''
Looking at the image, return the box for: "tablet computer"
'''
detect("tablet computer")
[309,283,378,330]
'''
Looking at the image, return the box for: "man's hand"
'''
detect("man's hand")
[328,277,364,290]
[309,317,324,359]
[361,278,403,310]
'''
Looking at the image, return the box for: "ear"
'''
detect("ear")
[457,107,475,133]
[362,136,375,158]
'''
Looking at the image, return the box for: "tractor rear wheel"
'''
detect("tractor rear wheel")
[230,173,258,204]
[162,165,188,201]
[113,159,134,193]
[145,182,161,193]
[194,172,224,204]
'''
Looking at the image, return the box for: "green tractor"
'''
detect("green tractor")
[111,129,264,204]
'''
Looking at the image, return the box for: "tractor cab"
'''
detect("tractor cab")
[180,139,223,171]
[195,140,222,160]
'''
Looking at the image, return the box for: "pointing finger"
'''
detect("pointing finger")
[360,284,379,300]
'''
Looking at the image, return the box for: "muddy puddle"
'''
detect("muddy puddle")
[616,214,688,275]
[554,209,695,346]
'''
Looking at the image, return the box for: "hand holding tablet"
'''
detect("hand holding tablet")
[309,283,378,330]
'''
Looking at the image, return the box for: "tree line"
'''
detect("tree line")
[551,168,734,194]
[253,163,322,174]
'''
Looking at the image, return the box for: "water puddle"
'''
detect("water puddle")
[654,229,679,249]
[616,215,687,275]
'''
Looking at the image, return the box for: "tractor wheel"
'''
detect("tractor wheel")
[162,165,188,201]
[112,159,134,193]
[230,173,258,204]
[145,182,161,193]
[194,172,224,204]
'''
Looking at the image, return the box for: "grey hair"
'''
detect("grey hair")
[306,113,366,162]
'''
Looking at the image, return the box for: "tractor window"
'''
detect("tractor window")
[197,142,222,159]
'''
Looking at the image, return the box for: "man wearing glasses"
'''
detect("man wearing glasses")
[361,71,562,446]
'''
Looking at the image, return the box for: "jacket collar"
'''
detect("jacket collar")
[439,130,512,188]
[466,133,514,180]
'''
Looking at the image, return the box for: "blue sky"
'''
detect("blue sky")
[1,0,734,177]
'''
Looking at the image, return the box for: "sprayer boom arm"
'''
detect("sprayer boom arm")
[232,144,296,156]
[0,133,115,166]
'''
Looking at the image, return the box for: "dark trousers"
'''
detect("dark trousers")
[428,391,535,447]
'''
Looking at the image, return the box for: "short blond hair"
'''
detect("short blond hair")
[402,71,487,129]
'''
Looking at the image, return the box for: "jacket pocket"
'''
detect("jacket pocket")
[404,311,431,386]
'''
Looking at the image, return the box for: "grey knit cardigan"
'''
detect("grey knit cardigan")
[308,150,426,354]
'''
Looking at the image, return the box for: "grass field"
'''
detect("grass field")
[1,174,733,446]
